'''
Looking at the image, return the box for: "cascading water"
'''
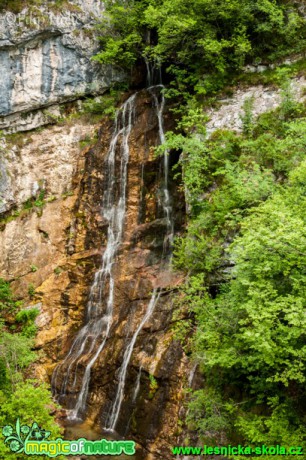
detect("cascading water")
[132,366,143,404]
[149,84,174,254]
[52,93,137,421]
[104,82,174,432]
[188,364,198,387]
[145,57,162,88]
[105,289,161,431]
[52,73,175,433]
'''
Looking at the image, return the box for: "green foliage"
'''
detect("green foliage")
[0,279,21,313]
[149,374,158,390]
[240,96,254,135]
[34,190,45,208]
[18,190,47,217]
[82,85,127,119]
[0,359,7,391]
[82,97,114,117]
[187,172,306,450]
[15,308,39,338]
[148,374,158,399]
[175,103,306,452]
[0,280,62,459]
[0,381,63,460]
[278,69,303,120]
[0,332,36,390]
[95,0,306,97]
[93,0,146,69]
[187,388,233,443]
[0,0,29,13]
[174,106,306,277]
[0,0,69,14]
[27,284,35,300]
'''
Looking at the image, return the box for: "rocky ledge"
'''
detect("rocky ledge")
[0,0,123,132]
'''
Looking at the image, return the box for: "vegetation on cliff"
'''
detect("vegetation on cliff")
[0,280,62,459]
[176,96,306,453]
[0,0,74,14]
[95,0,306,96]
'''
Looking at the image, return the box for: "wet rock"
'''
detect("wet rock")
[0,88,187,459]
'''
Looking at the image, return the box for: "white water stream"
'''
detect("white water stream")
[149,85,174,253]
[105,84,174,432]
[132,366,143,403]
[105,289,160,430]
[53,81,174,431]
[52,93,136,420]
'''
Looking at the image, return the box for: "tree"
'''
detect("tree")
[187,161,306,453]
[94,0,306,96]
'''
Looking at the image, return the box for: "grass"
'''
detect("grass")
[4,132,33,150]
[79,131,99,149]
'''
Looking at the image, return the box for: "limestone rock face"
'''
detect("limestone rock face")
[206,75,306,135]
[0,116,97,292]
[0,0,123,132]
[0,116,98,212]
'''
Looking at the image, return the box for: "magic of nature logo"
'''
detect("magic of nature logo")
[2,418,51,454]
[2,419,135,457]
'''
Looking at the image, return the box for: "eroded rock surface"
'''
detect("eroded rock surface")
[206,75,306,135]
[0,89,188,459]
[47,90,187,458]
[0,0,123,132]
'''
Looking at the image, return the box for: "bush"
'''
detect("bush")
[95,0,306,97]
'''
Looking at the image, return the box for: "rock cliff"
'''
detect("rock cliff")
[44,89,187,458]
[0,0,123,132]
[0,87,189,459]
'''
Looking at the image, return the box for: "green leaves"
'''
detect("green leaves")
[187,388,233,443]
[0,332,36,390]
[0,383,62,459]
[175,96,306,450]
[0,281,61,458]
[94,0,149,69]
[0,279,21,313]
[94,0,306,97]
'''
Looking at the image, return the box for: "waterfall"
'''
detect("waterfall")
[52,78,174,432]
[105,289,160,431]
[51,93,137,421]
[104,84,174,432]
[145,56,162,87]
[132,366,143,403]
[149,85,174,254]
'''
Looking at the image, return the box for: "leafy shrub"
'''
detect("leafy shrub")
[94,0,306,97]
[0,279,21,313]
